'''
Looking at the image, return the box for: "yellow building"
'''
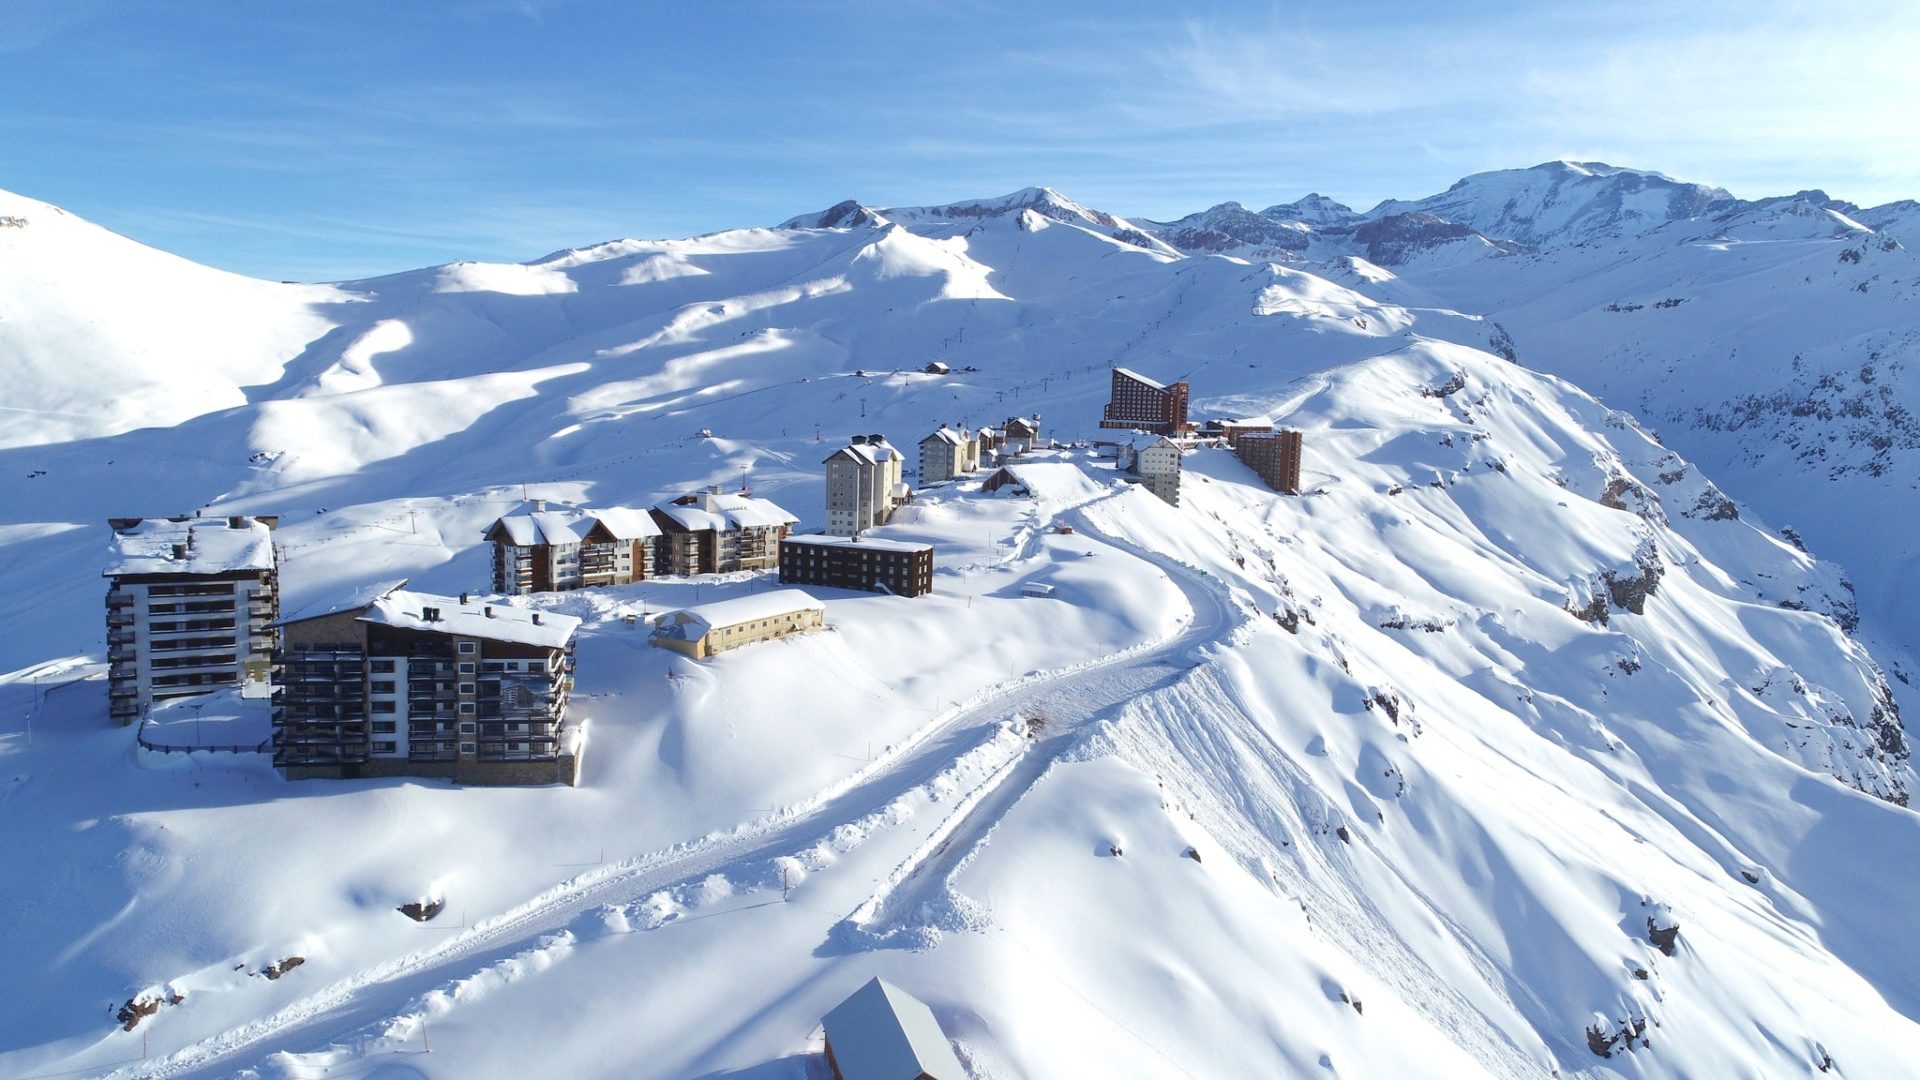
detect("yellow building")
[649,589,826,659]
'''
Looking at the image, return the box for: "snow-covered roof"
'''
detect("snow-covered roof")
[821,978,966,1080]
[275,578,410,627]
[105,516,275,577]
[657,588,823,639]
[360,589,580,649]
[921,427,966,447]
[782,533,931,554]
[1113,366,1167,390]
[529,510,590,545]
[589,506,663,540]
[1005,416,1038,435]
[652,491,797,533]
[487,504,663,546]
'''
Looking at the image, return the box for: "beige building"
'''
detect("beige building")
[104,515,279,725]
[917,426,975,484]
[825,435,907,536]
[1123,436,1183,506]
[649,589,825,660]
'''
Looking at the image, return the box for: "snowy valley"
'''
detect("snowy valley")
[3,165,1919,1078]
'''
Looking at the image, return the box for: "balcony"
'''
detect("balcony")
[107,592,134,609]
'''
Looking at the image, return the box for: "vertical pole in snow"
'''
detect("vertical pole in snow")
[782,865,790,901]
[423,1021,430,1053]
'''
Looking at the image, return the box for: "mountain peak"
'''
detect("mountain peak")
[1261,193,1361,227]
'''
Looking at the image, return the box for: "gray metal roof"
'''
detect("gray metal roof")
[822,978,966,1080]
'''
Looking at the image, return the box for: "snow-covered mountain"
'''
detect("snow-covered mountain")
[3,170,1919,1078]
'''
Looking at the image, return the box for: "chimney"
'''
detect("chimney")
[532,612,543,625]
[459,592,470,605]
[170,543,188,560]
[531,498,547,513]
[421,606,441,622]
[485,606,495,618]
[850,434,866,445]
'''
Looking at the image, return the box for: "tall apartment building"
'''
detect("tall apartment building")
[779,534,934,597]
[1100,367,1190,436]
[918,426,975,485]
[484,501,662,594]
[824,435,907,536]
[1235,430,1305,494]
[273,585,583,785]
[650,488,798,575]
[104,516,279,725]
[1119,436,1183,506]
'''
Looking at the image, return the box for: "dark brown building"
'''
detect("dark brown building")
[1100,367,1190,436]
[273,585,583,785]
[1235,429,1304,494]
[778,534,934,597]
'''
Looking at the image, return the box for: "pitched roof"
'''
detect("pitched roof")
[1113,366,1167,390]
[360,589,580,649]
[587,506,663,540]
[652,491,797,533]
[486,504,663,546]
[105,516,276,577]
[821,978,966,1080]
[920,427,965,447]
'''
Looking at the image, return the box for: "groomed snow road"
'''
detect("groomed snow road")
[116,501,1243,1080]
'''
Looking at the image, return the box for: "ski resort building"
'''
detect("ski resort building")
[272,585,583,786]
[1100,366,1190,436]
[1199,417,1275,447]
[778,534,934,597]
[1002,414,1042,454]
[918,426,974,485]
[104,515,280,725]
[484,502,662,594]
[650,488,798,576]
[649,589,825,659]
[1119,436,1184,506]
[821,977,966,1080]
[1235,429,1305,494]
[825,435,908,536]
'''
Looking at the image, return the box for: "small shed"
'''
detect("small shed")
[923,360,951,375]
[1021,582,1056,598]
[821,978,966,1080]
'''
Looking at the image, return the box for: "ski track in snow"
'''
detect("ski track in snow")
[113,491,1237,1079]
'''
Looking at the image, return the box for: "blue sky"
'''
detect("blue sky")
[4,0,1914,281]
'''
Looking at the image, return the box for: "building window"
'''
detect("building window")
[370,660,396,673]
[372,700,397,714]
[459,742,476,754]
[372,721,397,734]
[459,702,476,715]
[373,741,397,753]
[459,682,476,695]
[458,642,477,655]
[459,722,477,734]
[458,662,476,675]
[370,680,396,694]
